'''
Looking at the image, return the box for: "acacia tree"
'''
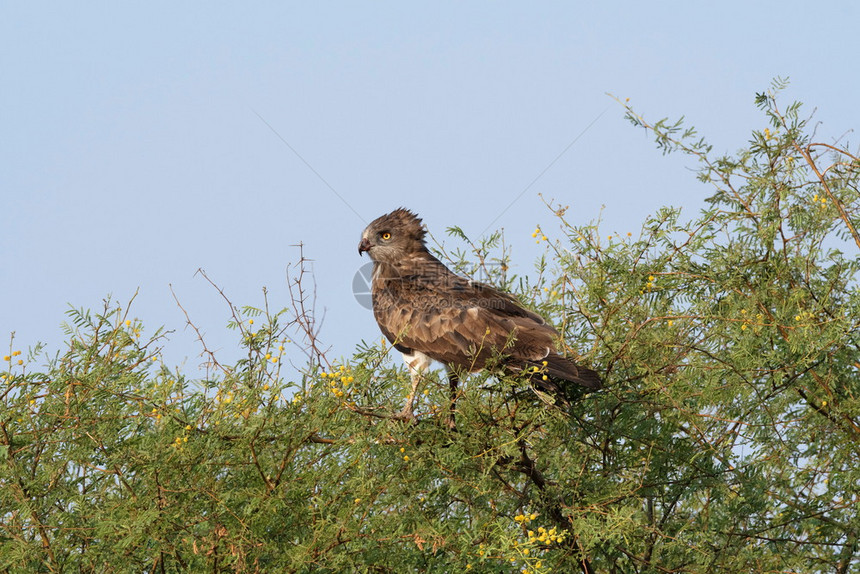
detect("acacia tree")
[2,83,858,573]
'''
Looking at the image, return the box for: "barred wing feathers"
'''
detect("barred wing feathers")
[372,257,600,391]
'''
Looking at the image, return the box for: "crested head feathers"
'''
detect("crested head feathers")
[358,208,429,262]
[371,208,426,243]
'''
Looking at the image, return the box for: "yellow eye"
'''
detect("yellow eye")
[381,232,391,240]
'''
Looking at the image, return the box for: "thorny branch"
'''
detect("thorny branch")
[286,243,331,370]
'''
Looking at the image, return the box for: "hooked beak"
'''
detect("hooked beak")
[358,237,372,255]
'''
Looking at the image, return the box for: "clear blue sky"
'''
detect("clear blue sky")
[2,2,858,373]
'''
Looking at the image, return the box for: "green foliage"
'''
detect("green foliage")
[2,85,858,573]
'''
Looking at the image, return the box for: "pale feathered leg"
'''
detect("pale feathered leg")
[396,350,433,420]
[395,370,421,420]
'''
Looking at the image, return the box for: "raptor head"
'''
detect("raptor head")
[358,208,428,263]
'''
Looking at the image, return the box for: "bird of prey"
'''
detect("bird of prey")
[358,208,601,420]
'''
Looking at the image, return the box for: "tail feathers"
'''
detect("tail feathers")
[535,354,602,390]
[517,354,602,406]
